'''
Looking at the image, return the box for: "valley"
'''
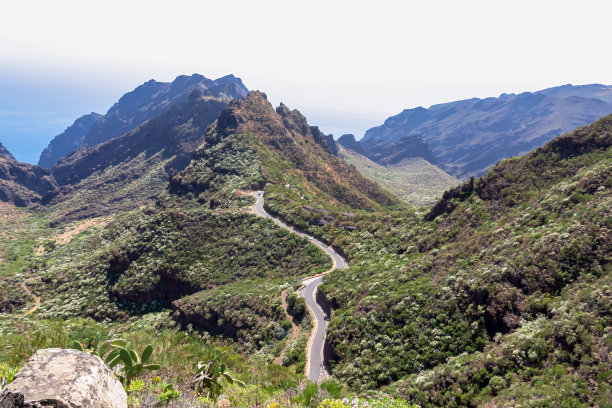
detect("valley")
[0,77,610,408]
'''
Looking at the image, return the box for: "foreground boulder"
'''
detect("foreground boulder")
[0,348,127,408]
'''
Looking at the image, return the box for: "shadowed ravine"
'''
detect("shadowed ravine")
[250,191,348,382]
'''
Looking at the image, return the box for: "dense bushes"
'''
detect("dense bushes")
[262,117,611,404]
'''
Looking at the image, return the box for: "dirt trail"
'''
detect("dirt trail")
[275,289,301,365]
[21,281,40,316]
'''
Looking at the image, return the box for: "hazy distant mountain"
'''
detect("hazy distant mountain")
[361,134,438,166]
[0,143,58,206]
[37,113,103,169]
[38,74,248,168]
[0,143,16,161]
[361,84,612,179]
[536,83,612,104]
[337,134,365,155]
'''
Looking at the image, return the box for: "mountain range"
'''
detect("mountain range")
[360,83,612,179]
[0,75,610,407]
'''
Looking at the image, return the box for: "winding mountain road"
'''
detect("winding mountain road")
[251,191,347,382]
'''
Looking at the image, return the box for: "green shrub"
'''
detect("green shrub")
[193,346,245,402]
[105,343,161,385]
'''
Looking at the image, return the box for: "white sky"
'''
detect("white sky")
[2,0,612,161]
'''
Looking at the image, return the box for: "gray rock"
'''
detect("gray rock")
[0,348,127,408]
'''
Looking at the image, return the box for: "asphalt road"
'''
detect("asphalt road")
[251,191,347,382]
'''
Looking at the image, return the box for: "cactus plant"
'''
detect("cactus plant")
[192,346,245,401]
[71,333,127,361]
[105,343,161,385]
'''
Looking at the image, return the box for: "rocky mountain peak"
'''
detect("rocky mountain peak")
[38,73,248,168]
[0,142,16,161]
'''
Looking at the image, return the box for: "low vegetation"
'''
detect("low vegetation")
[0,98,610,406]
[338,145,460,206]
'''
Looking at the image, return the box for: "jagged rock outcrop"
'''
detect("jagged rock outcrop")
[0,146,58,206]
[172,91,400,210]
[38,74,248,168]
[0,143,16,161]
[0,348,126,408]
[323,134,339,156]
[336,134,365,155]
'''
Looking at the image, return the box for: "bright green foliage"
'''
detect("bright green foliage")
[193,346,245,401]
[317,397,418,408]
[281,334,308,368]
[295,382,319,407]
[0,363,18,390]
[105,343,160,385]
[126,378,147,393]
[71,332,127,361]
[156,383,181,403]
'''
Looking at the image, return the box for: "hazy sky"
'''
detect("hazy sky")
[2,0,612,163]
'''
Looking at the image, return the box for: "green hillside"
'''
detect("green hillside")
[311,115,611,406]
[338,145,460,206]
[171,91,401,211]
[0,98,609,407]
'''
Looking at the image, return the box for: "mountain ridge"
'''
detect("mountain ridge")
[171,91,400,211]
[45,89,233,223]
[38,74,248,168]
[362,83,612,179]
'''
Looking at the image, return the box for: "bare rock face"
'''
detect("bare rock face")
[0,348,127,408]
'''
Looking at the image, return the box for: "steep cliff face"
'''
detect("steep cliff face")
[336,134,365,155]
[0,144,58,206]
[46,91,230,222]
[37,113,102,169]
[363,134,438,165]
[38,74,248,168]
[51,92,228,187]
